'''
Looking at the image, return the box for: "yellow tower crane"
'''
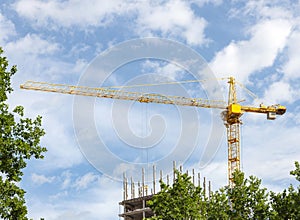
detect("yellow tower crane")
[20,77,286,186]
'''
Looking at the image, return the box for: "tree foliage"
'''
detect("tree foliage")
[270,161,300,219]
[0,47,46,219]
[147,162,300,220]
[290,161,300,182]
[226,172,271,219]
[206,171,271,219]
[147,170,207,220]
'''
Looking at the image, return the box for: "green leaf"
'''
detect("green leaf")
[0,47,47,219]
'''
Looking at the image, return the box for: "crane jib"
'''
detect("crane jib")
[20,81,227,109]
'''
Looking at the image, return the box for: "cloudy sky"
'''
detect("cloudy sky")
[1,0,300,219]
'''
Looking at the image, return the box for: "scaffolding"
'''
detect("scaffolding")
[119,162,211,219]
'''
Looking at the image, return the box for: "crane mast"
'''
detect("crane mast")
[224,77,242,186]
[20,77,286,186]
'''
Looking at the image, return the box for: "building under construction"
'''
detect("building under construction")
[118,162,211,219]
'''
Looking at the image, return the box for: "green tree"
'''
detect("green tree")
[226,171,271,219]
[146,163,300,220]
[290,161,300,181]
[0,47,46,219]
[270,161,300,219]
[147,170,207,220]
[206,171,271,219]
[206,187,230,219]
[147,169,272,219]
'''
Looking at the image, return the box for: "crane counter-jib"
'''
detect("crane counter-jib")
[241,105,286,115]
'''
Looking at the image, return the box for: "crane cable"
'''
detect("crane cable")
[105,77,259,104]
[103,77,229,89]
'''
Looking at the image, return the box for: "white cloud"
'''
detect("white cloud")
[141,60,184,81]
[13,0,131,28]
[241,1,293,21]
[242,123,300,190]
[192,161,227,190]
[73,172,99,190]
[31,173,55,185]
[210,19,292,82]
[4,33,62,81]
[0,13,15,44]
[13,0,209,46]
[282,30,300,79]
[192,0,223,7]
[262,81,298,104]
[240,1,300,81]
[112,163,137,177]
[5,34,59,56]
[8,88,85,170]
[45,117,84,168]
[61,170,72,189]
[136,0,208,45]
[53,211,91,220]
[27,174,122,220]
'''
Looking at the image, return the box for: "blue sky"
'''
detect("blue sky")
[1,0,300,219]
